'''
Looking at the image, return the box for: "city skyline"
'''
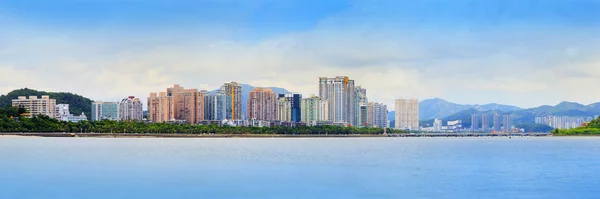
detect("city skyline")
[1,1,599,109]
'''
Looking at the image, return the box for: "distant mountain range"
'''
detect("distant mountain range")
[209,84,291,118]
[419,98,522,120]
[420,101,600,128]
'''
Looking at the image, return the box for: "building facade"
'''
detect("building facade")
[221,82,242,120]
[91,101,119,121]
[503,114,512,132]
[481,114,488,132]
[433,119,443,132]
[55,104,87,122]
[300,96,328,126]
[471,114,480,131]
[395,98,419,130]
[367,102,388,128]
[12,95,57,118]
[119,96,143,121]
[277,97,292,122]
[247,87,278,121]
[147,92,174,123]
[493,114,502,132]
[319,76,358,126]
[149,84,205,124]
[204,90,227,121]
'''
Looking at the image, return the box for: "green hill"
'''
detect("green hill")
[0,88,93,117]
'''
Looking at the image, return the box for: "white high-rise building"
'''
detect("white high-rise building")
[319,76,358,126]
[395,98,419,130]
[277,97,292,122]
[367,102,388,128]
[55,104,87,122]
[119,96,143,121]
[12,95,57,118]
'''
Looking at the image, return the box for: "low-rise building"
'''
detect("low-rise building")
[12,95,57,118]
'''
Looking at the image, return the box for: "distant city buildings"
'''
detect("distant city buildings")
[277,94,302,122]
[119,96,143,121]
[433,119,443,132]
[247,87,278,121]
[395,98,419,130]
[535,116,593,129]
[319,76,359,126]
[91,101,119,121]
[12,95,56,118]
[147,92,174,123]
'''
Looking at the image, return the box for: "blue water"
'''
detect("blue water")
[1,137,599,199]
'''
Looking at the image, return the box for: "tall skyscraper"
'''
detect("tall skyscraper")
[493,114,501,132]
[12,95,57,118]
[395,99,419,130]
[503,114,512,132]
[204,90,227,121]
[119,96,143,121]
[319,76,358,125]
[481,114,488,132]
[247,87,278,121]
[356,86,368,126]
[300,95,328,126]
[278,93,302,122]
[471,114,480,131]
[91,101,119,121]
[222,82,242,120]
[147,92,174,123]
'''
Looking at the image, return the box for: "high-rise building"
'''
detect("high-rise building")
[12,95,57,118]
[493,114,502,132]
[360,104,368,126]
[278,93,302,122]
[368,102,388,128]
[91,101,119,121]
[247,87,278,121]
[204,90,227,121]
[395,99,419,130]
[277,97,292,121]
[319,76,358,125]
[149,84,205,123]
[471,114,480,131]
[222,82,242,120]
[300,95,328,126]
[147,92,174,123]
[356,87,368,126]
[433,119,443,132]
[119,96,143,121]
[503,114,512,132]
[481,114,488,132]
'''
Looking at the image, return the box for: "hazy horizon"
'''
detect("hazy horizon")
[1,0,599,109]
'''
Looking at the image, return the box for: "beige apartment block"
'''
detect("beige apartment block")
[12,95,57,118]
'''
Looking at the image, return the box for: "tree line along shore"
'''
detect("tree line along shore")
[0,107,401,135]
[2,106,598,135]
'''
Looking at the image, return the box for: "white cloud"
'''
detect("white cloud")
[1,17,600,109]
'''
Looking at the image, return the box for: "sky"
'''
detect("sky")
[1,0,600,109]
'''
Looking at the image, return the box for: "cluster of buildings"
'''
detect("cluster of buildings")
[470,114,513,132]
[11,95,87,122]
[145,76,418,129]
[91,96,144,121]
[9,76,423,130]
[535,116,596,129]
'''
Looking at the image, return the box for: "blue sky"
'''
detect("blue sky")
[1,0,600,108]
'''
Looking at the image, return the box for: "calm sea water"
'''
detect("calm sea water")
[1,137,599,199]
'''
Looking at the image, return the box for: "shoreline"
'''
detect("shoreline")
[0,132,555,138]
